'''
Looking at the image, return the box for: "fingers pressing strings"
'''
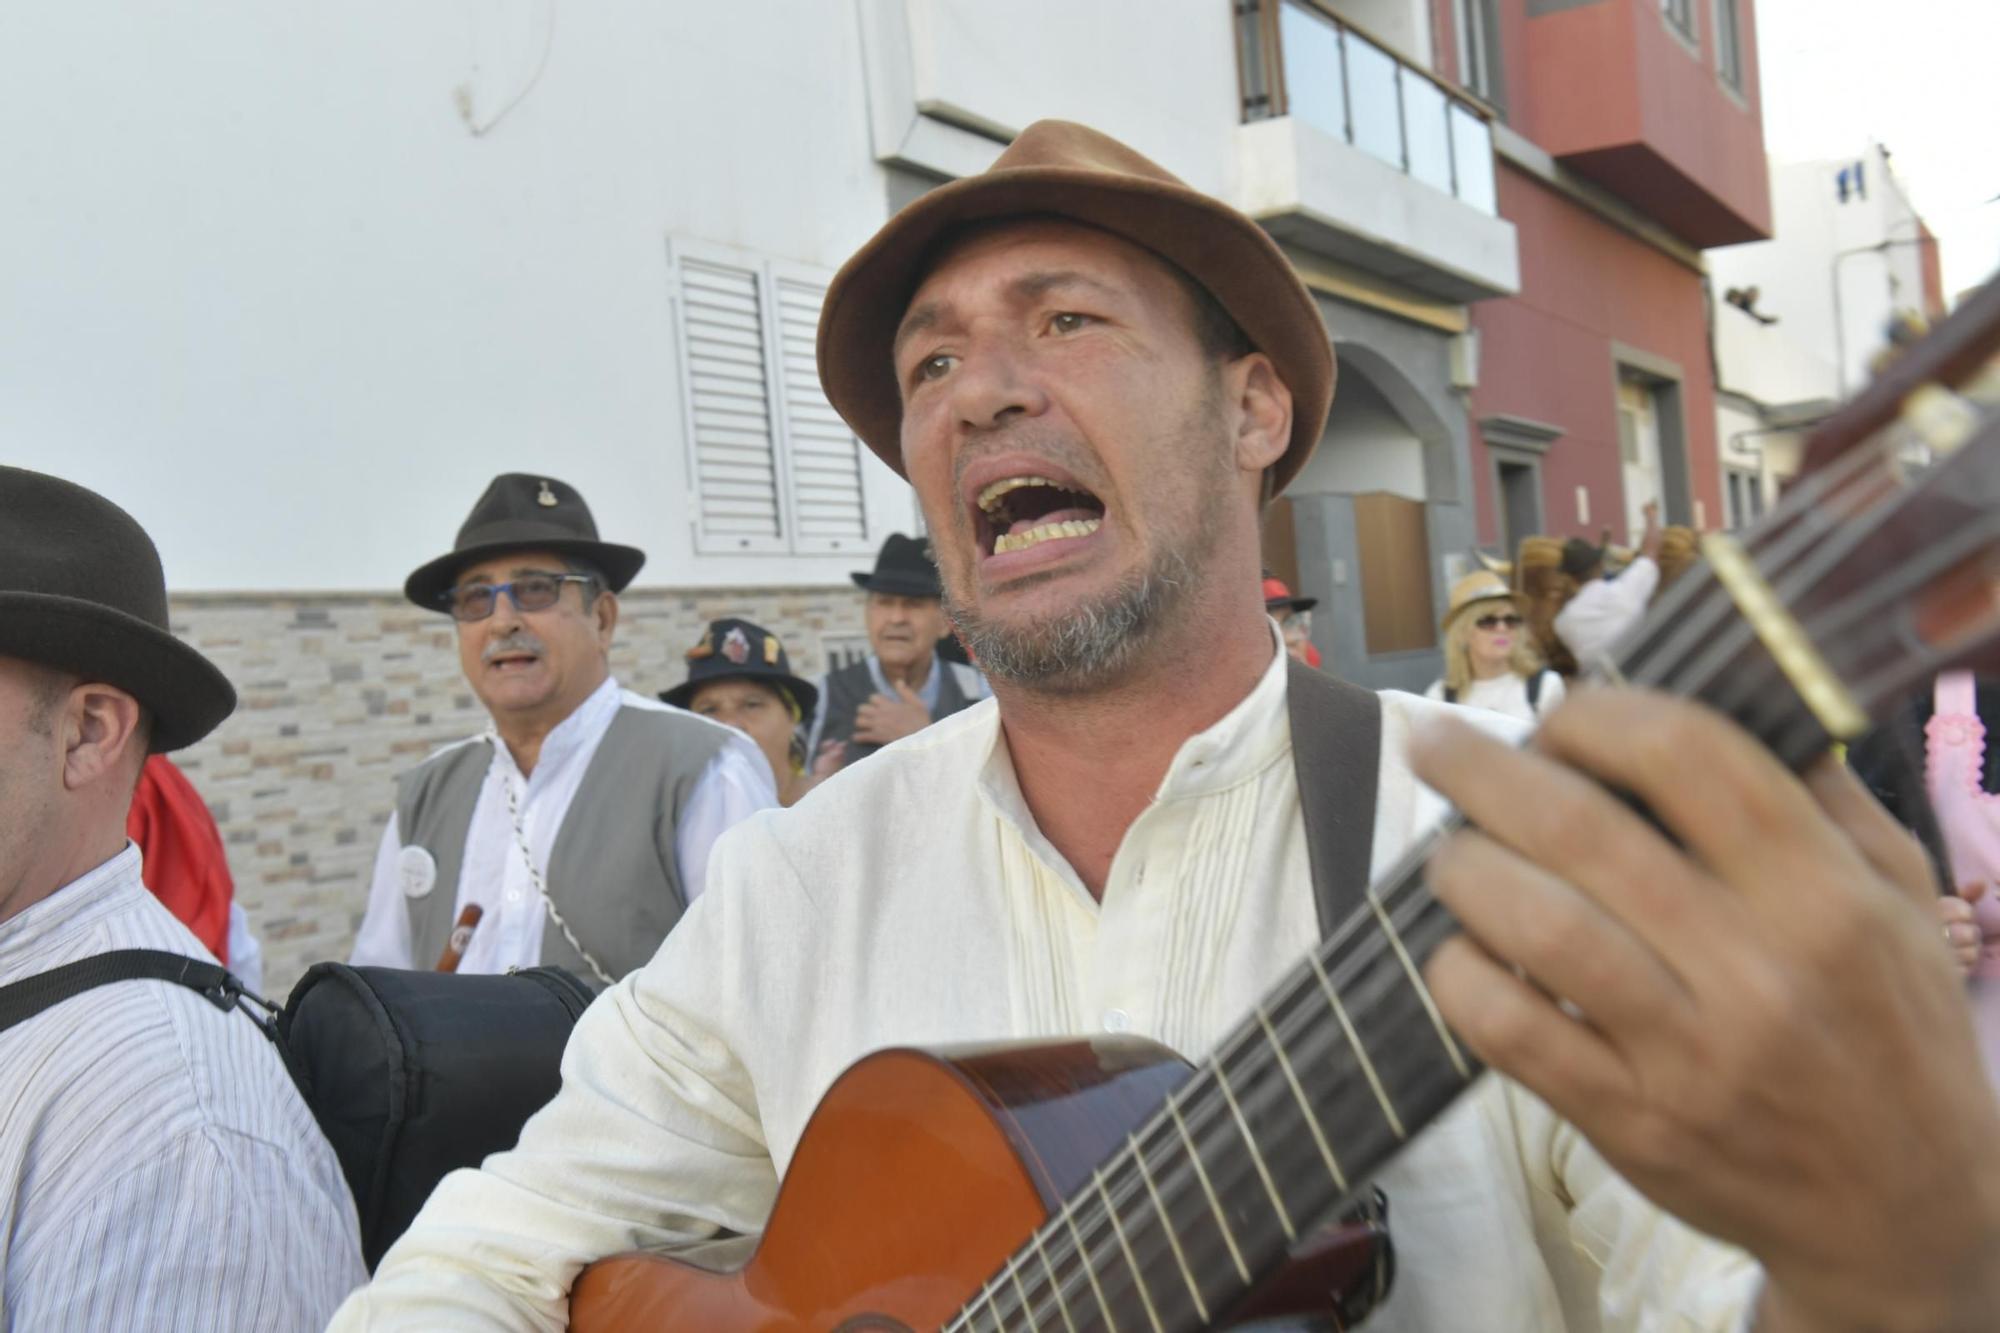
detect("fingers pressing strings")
[1409,710,1750,1003]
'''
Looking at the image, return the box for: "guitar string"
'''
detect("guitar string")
[963,850,1480,1332]
[950,431,1971,1332]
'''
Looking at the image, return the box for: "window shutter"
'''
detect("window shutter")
[770,266,871,554]
[676,250,786,552]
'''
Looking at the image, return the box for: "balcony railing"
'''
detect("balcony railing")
[1237,0,1498,217]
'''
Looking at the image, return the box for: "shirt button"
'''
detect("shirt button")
[505,890,521,904]
[1102,1008,1132,1034]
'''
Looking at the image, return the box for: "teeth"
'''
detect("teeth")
[977,475,1063,516]
[992,517,1101,554]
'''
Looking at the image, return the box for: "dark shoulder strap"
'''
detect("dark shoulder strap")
[1443,685,1457,704]
[0,949,256,1038]
[1286,659,1384,941]
[1527,669,1546,712]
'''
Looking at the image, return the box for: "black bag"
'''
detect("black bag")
[278,963,594,1269]
[0,954,594,1271]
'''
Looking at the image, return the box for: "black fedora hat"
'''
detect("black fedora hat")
[0,467,235,752]
[660,618,819,719]
[850,532,941,599]
[405,473,646,612]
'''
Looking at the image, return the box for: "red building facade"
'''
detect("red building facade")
[1449,0,1771,550]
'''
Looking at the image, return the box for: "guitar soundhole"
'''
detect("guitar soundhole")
[833,1318,914,1333]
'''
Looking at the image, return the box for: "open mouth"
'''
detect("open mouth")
[488,652,541,672]
[973,475,1107,558]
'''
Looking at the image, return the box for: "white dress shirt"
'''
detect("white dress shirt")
[0,846,364,1331]
[335,640,1758,1332]
[1553,556,1661,667]
[350,677,776,974]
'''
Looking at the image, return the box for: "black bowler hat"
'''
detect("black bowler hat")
[659,618,820,719]
[850,532,941,599]
[404,474,646,612]
[0,467,236,752]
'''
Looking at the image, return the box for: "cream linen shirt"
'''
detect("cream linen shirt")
[335,639,1759,1332]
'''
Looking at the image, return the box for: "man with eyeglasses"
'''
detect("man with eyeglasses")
[348,474,775,987]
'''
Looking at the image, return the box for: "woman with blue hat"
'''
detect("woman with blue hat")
[662,619,829,807]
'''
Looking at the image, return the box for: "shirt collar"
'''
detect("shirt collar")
[868,652,942,709]
[0,844,147,962]
[485,674,624,784]
[974,621,1291,888]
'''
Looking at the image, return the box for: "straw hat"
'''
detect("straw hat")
[1440,569,1518,633]
[816,119,1335,495]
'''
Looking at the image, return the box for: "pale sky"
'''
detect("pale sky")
[1756,0,2000,300]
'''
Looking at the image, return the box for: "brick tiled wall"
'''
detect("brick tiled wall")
[167,585,868,998]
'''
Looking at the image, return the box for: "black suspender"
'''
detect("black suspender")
[1285,659,1383,941]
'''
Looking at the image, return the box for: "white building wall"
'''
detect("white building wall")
[1,0,1335,596]
[1709,145,1934,398]
[0,0,921,593]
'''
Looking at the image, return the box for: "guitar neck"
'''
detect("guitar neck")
[955,414,2000,1332]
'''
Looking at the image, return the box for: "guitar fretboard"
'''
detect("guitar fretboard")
[948,418,2000,1333]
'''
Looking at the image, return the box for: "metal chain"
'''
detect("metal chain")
[491,735,616,988]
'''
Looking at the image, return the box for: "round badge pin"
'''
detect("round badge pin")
[398,845,439,899]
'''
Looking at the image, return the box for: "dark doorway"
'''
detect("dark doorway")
[1496,458,1541,553]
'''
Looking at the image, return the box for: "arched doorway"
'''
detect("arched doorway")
[1265,343,1458,688]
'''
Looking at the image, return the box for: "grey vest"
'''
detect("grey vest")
[394,704,729,986]
[819,655,980,766]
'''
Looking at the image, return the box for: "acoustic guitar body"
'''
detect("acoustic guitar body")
[570,1038,1387,1331]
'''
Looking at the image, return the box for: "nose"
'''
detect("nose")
[948,335,1050,436]
[487,589,525,634]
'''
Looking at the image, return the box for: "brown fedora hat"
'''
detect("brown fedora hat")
[817,120,1335,495]
[0,467,235,752]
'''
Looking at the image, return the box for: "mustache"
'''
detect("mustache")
[950,429,1105,505]
[482,632,546,663]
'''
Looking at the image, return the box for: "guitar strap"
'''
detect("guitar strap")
[1285,658,1383,941]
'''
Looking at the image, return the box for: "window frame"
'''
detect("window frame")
[1660,0,1698,47]
[1713,0,1744,92]
[667,238,876,560]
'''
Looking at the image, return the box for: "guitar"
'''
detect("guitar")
[570,276,2000,1332]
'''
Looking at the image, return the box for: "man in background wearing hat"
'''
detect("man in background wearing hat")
[802,530,989,770]
[0,467,363,1330]
[1263,572,1321,667]
[348,473,774,988]
[342,125,2000,1332]
[1552,499,1663,668]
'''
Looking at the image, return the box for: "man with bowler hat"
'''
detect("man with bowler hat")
[344,123,2000,1331]
[348,473,774,987]
[0,467,363,1329]
[803,530,988,770]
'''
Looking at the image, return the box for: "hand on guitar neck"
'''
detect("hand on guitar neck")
[1414,693,2000,1333]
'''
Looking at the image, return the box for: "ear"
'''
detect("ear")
[594,589,620,648]
[1227,353,1292,478]
[62,684,144,794]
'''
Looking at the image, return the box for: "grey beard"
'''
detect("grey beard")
[944,543,1199,693]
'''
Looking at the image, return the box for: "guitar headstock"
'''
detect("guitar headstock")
[1605,273,2000,769]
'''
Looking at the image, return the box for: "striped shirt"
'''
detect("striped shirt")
[0,845,365,1331]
